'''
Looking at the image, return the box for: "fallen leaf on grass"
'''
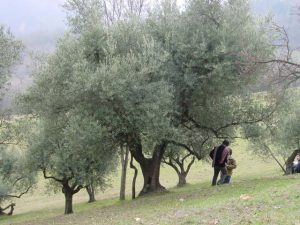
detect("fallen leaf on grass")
[273,206,281,209]
[179,198,185,202]
[135,217,141,222]
[208,219,219,225]
[240,194,254,200]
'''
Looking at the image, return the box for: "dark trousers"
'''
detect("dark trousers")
[212,166,227,186]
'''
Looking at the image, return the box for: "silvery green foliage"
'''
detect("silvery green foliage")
[19,16,175,194]
[63,0,103,33]
[19,0,275,192]
[64,0,149,31]
[245,90,300,159]
[144,0,274,151]
[0,25,23,91]
[26,113,116,190]
[0,26,30,206]
[0,149,35,204]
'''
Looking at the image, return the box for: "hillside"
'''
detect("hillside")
[1,139,298,225]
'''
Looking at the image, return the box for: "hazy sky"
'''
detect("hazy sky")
[0,0,298,45]
[0,0,66,37]
[0,0,186,39]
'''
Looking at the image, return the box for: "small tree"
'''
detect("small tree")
[26,115,116,214]
[162,148,195,187]
[0,149,35,216]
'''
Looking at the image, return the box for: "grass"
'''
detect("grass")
[1,139,298,225]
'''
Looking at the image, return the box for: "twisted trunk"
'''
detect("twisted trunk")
[163,154,195,187]
[130,141,167,196]
[62,182,82,214]
[0,203,15,216]
[130,152,138,199]
[86,184,96,203]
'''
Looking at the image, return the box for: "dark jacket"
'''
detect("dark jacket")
[209,145,229,167]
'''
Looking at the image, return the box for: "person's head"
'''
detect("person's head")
[222,139,230,146]
[228,148,232,155]
[296,153,300,161]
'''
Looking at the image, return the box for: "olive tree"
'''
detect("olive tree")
[243,90,300,174]
[0,148,35,216]
[25,115,116,214]
[0,25,30,215]
[20,0,275,199]
[17,36,118,214]
[162,147,196,187]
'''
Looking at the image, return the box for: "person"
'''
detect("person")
[223,148,237,184]
[292,154,300,173]
[209,140,230,186]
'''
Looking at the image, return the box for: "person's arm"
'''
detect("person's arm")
[209,148,215,160]
[220,147,229,164]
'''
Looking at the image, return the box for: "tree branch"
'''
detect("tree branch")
[186,156,196,174]
[162,157,180,174]
[4,184,32,199]
[43,169,64,183]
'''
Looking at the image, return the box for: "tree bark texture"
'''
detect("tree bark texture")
[62,182,82,214]
[64,189,74,214]
[120,145,129,200]
[130,141,167,196]
[86,184,96,203]
[177,172,187,187]
[129,152,138,199]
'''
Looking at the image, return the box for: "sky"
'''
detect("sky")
[0,0,298,48]
[0,0,66,38]
[0,0,189,37]
[0,0,297,37]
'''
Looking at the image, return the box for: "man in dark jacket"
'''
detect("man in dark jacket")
[209,140,230,186]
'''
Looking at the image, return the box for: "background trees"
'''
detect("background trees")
[0,25,23,92]
[0,147,35,216]
[0,25,35,216]
[25,115,116,214]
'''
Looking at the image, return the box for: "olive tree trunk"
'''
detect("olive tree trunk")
[86,184,96,203]
[120,144,129,200]
[130,141,167,196]
[62,183,82,214]
[162,154,195,187]
[64,189,74,214]
[129,152,138,199]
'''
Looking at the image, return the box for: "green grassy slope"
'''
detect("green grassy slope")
[1,139,297,225]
